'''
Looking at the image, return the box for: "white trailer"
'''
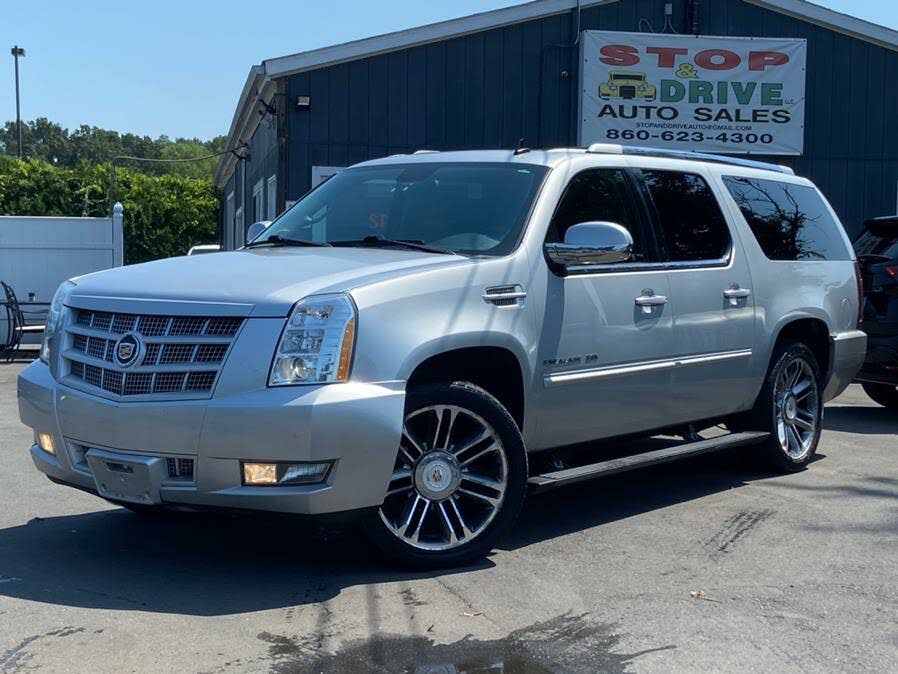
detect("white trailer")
[1,203,124,345]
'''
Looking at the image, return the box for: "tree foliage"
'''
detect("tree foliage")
[0,155,219,264]
[0,118,227,179]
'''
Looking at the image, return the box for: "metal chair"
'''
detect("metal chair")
[2,281,45,362]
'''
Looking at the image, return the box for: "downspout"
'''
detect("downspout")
[686,0,702,35]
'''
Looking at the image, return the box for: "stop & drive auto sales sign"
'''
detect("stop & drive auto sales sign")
[579,31,807,154]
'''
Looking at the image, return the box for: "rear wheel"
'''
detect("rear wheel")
[365,382,527,568]
[742,341,823,472]
[861,382,898,410]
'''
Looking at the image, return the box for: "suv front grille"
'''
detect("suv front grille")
[64,308,244,400]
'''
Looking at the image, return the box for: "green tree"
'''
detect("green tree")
[0,156,219,263]
[0,119,228,180]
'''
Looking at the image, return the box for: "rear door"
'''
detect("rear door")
[635,168,757,421]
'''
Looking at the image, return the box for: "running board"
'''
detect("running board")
[528,431,770,493]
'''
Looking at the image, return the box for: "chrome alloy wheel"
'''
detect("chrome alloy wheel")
[378,405,509,551]
[774,356,819,460]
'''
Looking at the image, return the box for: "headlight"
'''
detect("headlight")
[269,293,357,386]
[40,280,76,365]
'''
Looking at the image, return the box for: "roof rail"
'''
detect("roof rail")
[413,149,440,154]
[585,143,794,175]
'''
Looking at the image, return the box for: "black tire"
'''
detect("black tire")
[740,341,823,473]
[364,381,528,569]
[861,382,898,410]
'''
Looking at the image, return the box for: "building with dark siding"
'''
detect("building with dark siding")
[215,0,898,249]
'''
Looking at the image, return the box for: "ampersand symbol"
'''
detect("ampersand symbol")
[676,63,698,78]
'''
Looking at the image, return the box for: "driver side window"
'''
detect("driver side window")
[546,169,654,262]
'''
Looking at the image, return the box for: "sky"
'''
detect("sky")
[2,0,896,141]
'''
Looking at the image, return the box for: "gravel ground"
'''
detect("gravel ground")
[1,361,896,673]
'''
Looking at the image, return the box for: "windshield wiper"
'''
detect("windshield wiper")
[331,235,455,255]
[245,235,332,248]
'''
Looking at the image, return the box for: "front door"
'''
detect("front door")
[635,168,757,421]
[534,168,678,449]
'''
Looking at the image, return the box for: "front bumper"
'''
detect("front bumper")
[18,361,405,514]
[823,329,867,400]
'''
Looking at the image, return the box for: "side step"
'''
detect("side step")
[528,431,769,493]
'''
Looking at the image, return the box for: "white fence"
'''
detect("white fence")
[1,203,124,345]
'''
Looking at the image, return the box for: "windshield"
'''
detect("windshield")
[256,162,549,256]
[612,73,642,81]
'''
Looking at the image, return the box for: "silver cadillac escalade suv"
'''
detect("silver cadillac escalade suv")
[18,145,866,567]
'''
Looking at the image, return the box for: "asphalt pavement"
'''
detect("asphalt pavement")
[0,361,896,673]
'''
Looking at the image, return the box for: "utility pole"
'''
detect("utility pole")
[11,45,25,158]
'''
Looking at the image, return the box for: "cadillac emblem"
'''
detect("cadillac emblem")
[114,333,142,368]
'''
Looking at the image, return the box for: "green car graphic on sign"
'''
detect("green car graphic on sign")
[599,71,657,101]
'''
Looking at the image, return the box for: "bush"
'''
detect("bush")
[0,156,219,264]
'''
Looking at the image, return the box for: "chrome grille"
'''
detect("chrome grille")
[112,314,137,333]
[123,372,153,395]
[64,308,243,400]
[160,343,196,365]
[138,316,169,336]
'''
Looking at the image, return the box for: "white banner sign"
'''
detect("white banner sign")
[579,31,806,155]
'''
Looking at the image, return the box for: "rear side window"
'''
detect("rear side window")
[722,176,850,261]
[640,170,731,262]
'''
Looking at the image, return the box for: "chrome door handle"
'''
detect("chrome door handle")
[635,292,668,314]
[724,287,751,306]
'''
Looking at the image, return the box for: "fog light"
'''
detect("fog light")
[36,432,56,456]
[242,461,332,486]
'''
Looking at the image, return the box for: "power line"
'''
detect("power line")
[107,144,248,212]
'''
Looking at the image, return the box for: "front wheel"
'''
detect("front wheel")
[861,382,898,410]
[365,382,528,568]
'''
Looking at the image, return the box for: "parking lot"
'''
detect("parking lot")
[0,361,896,673]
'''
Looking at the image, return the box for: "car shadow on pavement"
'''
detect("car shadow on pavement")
[0,506,466,616]
[0,448,786,617]
[503,448,777,551]
[823,404,898,435]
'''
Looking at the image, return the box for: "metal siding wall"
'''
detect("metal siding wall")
[688,0,898,235]
[280,0,897,234]
[222,172,236,247]
[283,10,578,201]
[243,116,278,229]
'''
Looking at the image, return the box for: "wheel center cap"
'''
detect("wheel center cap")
[415,452,461,500]
[783,394,798,421]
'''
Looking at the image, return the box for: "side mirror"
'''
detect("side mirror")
[245,220,272,245]
[544,222,633,269]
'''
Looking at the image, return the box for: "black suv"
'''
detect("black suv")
[854,215,898,408]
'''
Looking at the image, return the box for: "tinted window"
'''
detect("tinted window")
[548,169,654,262]
[722,176,850,261]
[260,162,549,256]
[853,230,898,261]
[641,170,731,262]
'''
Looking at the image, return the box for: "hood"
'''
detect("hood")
[69,248,470,316]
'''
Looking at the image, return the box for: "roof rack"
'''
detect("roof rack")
[585,143,794,175]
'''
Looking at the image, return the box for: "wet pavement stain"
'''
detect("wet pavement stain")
[259,613,674,673]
